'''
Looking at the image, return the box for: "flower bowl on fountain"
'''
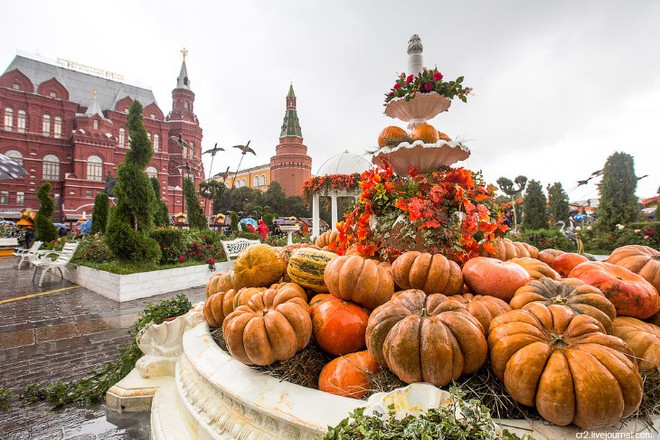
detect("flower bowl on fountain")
[373,138,470,176]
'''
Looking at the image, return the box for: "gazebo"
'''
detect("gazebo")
[310,151,372,237]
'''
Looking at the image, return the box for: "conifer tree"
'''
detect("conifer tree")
[34,182,58,242]
[522,180,548,230]
[150,177,170,227]
[547,182,570,224]
[595,152,639,231]
[91,192,109,234]
[184,177,207,229]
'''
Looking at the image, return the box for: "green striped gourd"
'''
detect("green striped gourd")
[287,248,338,292]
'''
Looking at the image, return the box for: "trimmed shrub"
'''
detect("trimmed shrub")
[34,182,58,242]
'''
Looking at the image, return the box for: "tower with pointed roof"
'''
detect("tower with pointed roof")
[269,84,311,196]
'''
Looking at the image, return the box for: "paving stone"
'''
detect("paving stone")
[35,323,82,343]
[0,328,35,349]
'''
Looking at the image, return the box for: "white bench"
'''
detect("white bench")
[220,238,261,261]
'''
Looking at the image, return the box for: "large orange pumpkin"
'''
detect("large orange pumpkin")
[203,289,241,328]
[607,245,660,292]
[310,293,370,356]
[390,251,463,296]
[222,287,312,366]
[489,303,642,429]
[538,249,566,266]
[318,350,380,398]
[366,289,487,386]
[410,123,439,144]
[550,252,589,278]
[462,257,531,302]
[569,261,660,319]
[378,126,408,148]
[232,244,285,289]
[447,293,511,334]
[509,277,617,333]
[509,257,561,281]
[612,317,660,371]
[324,255,394,309]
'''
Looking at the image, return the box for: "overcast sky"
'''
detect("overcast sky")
[2,0,658,200]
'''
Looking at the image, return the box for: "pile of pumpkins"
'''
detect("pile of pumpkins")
[204,236,660,430]
[378,123,452,148]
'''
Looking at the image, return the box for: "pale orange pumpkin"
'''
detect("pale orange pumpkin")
[391,251,463,296]
[378,126,408,147]
[203,289,240,328]
[448,293,511,334]
[410,123,439,144]
[324,255,394,309]
[612,317,660,371]
[607,245,660,293]
[315,230,340,249]
[480,238,539,261]
[232,244,286,289]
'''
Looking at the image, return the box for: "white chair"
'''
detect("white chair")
[32,242,79,286]
[220,238,261,261]
[13,240,43,269]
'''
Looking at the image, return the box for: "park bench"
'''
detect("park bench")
[220,238,261,261]
[13,240,43,269]
[32,241,79,286]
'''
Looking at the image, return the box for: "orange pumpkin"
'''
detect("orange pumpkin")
[489,303,642,429]
[509,277,617,333]
[437,131,452,142]
[509,257,561,281]
[410,123,439,144]
[538,249,566,266]
[480,238,539,261]
[550,253,589,278]
[612,317,660,371]
[366,289,487,386]
[390,251,463,296]
[378,126,408,147]
[462,257,531,302]
[318,350,380,398]
[232,244,285,289]
[569,261,660,319]
[324,255,394,309]
[203,289,240,328]
[607,245,660,292]
[310,294,370,355]
[231,287,268,310]
[205,272,233,298]
[315,230,340,249]
[222,287,312,365]
[447,293,511,334]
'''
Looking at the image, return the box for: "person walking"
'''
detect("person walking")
[257,219,269,240]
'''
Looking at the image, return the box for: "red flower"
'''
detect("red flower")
[393,82,401,90]
[406,74,414,84]
[178,255,185,263]
[424,82,434,91]
[433,71,443,81]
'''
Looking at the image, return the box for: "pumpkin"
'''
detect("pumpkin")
[205,273,221,298]
[612,317,660,371]
[648,311,660,327]
[203,289,241,328]
[277,243,321,267]
[324,255,394,309]
[437,131,452,142]
[310,294,370,355]
[447,293,511,335]
[233,244,285,289]
[608,245,660,292]
[390,251,463,296]
[569,261,660,319]
[205,272,233,298]
[222,287,312,365]
[509,278,617,333]
[315,230,340,249]
[509,257,561,281]
[410,123,439,144]
[366,289,487,386]
[516,242,539,259]
[480,238,538,261]
[489,303,642,429]
[462,257,531,302]
[231,287,268,310]
[318,350,380,398]
[287,248,337,292]
[538,249,566,266]
[378,126,408,147]
[550,253,589,278]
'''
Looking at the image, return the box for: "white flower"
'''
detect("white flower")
[586,225,592,231]
[575,226,582,231]
[616,224,625,230]
[634,229,642,233]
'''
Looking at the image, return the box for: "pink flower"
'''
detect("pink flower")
[406,74,414,84]
[424,82,434,91]
[433,71,443,81]
[393,82,401,90]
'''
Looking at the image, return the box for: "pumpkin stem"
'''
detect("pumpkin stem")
[551,295,566,304]
[549,333,568,348]
[262,309,268,316]
[420,308,428,318]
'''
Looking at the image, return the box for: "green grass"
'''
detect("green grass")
[76,259,207,275]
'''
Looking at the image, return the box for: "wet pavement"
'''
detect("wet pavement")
[0,257,206,439]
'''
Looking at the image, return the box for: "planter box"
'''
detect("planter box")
[65,261,233,302]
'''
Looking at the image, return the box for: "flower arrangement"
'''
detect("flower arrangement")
[333,164,508,263]
[302,173,361,200]
[385,68,472,104]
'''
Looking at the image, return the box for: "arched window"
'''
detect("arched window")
[146,166,158,178]
[17,110,26,133]
[42,154,60,181]
[92,119,99,130]
[118,128,125,147]
[87,155,103,182]
[42,114,51,136]
[5,150,23,166]
[254,176,260,187]
[153,134,159,152]
[54,116,62,138]
[4,108,13,131]
[261,174,266,186]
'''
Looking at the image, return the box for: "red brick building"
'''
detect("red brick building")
[0,52,204,221]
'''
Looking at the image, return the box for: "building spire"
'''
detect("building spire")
[176,48,191,90]
[85,88,104,118]
[280,83,302,138]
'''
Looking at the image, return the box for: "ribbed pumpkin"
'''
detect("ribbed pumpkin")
[315,230,340,249]
[324,255,394,309]
[203,289,240,328]
[287,248,337,292]
[231,287,268,310]
[233,244,285,289]
[410,123,439,144]
[391,251,463,296]
[569,261,660,319]
[366,289,487,386]
[378,126,408,147]
[612,317,660,371]
[205,272,234,298]
[480,238,538,261]
[447,293,511,335]
[608,245,660,292]
[509,278,617,333]
[538,248,566,266]
[318,350,380,398]
[509,257,561,280]
[310,293,370,355]
[222,287,312,366]
[516,242,540,259]
[489,303,642,429]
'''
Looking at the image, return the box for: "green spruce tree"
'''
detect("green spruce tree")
[547,182,570,225]
[522,180,549,230]
[184,177,207,229]
[595,152,639,231]
[150,177,170,227]
[105,101,161,263]
[91,192,110,234]
[34,182,58,242]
